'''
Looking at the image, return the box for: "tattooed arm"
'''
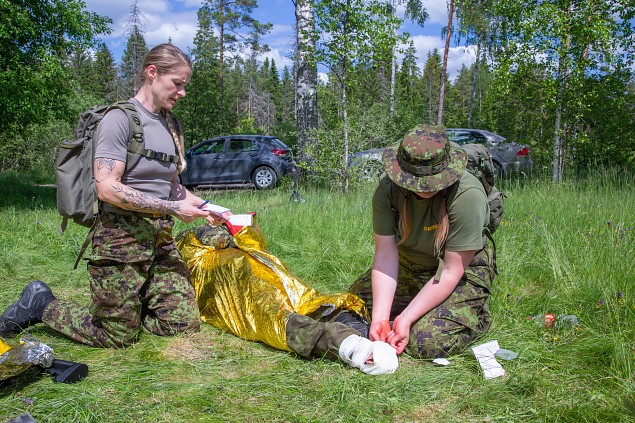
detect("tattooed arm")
[93,158,210,223]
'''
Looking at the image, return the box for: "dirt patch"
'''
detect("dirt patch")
[162,332,216,361]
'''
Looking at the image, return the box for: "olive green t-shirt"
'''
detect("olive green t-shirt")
[372,172,488,267]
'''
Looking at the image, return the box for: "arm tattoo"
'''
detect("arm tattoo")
[113,185,178,215]
[95,158,116,183]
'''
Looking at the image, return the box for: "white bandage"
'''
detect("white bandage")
[359,341,398,375]
[339,335,374,368]
[339,335,398,375]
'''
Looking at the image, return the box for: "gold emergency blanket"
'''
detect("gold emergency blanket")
[177,224,367,352]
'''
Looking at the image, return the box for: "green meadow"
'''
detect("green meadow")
[0,170,634,422]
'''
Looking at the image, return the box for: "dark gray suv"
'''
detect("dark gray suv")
[179,135,296,189]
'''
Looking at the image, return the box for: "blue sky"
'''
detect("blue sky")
[82,0,476,80]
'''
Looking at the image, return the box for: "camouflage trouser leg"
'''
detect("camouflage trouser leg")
[42,213,200,348]
[349,243,495,359]
[285,313,358,360]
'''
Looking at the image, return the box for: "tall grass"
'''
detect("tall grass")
[0,170,634,422]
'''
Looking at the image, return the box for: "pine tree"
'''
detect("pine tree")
[119,1,148,99]
[93,42,118,103]
[177,3,222,144]
[419,49,443,125]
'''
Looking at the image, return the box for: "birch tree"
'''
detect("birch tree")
[315,0,403,190]
[437,0,455,126]
[294,0,318,172]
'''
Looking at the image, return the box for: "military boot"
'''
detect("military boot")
[0,281,55,337]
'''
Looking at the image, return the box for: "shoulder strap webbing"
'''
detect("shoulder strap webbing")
[106,101,181,170]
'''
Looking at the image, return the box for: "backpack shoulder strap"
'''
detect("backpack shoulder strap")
[105,101,144,171]
[106,101,181,170]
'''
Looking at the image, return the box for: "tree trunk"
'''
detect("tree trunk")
[437,0,454,127]
[552,3,572,183]
[295,0,318,173]
[219,0,226,120]
[343,82,349,192]
[553,88,563,183]
[389,0,397,118]
[468,36,480,126]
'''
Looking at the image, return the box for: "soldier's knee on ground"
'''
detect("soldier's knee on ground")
[405,339,454,359]
[99,329,141,349]
[405,326,481,359]
[153,318,201,337]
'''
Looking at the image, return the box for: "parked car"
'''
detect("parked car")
[445,128,533,177]
[348,128,533,180]
[347,148,384,181]
[179,135,297,189]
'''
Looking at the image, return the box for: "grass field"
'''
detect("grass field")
[0,170,634,422]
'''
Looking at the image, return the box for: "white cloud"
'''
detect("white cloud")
[145,22,199,51]
[447,45,477,77]
[262,48,294,71]
[410,34,445,58]
[81,0,475,81]
[318,72,329,84]
[423,0,451,25]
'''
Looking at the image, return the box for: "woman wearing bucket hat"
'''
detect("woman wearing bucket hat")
[348,125,496,359]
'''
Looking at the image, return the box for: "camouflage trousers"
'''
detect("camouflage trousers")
[42,213,200,348]
[285,311,365,360]
[348,242,496,359]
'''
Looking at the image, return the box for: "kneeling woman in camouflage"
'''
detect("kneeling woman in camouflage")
[349,125,496,359]
[176,224,397,375]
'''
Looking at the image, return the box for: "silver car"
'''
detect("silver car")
[445,128,533,177]
[349,128,533,180]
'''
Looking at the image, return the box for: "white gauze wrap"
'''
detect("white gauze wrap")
[338,335,398,375]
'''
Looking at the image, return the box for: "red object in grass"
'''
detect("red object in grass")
[544,313,556,327]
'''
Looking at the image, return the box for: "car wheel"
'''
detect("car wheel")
[360,160,383,181]
[252,166,277,189]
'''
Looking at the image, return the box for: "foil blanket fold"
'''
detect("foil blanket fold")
[177,224,368,351]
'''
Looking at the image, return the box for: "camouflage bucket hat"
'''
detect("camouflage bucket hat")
[383,125,467,192]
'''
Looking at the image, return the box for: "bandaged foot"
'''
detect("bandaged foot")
[338,335,398,375]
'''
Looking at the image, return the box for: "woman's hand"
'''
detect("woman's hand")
[387,314,411,355]
[369,319,392,343]
[205,210,232,226]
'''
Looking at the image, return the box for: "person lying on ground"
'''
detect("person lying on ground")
[176,223,398,375]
